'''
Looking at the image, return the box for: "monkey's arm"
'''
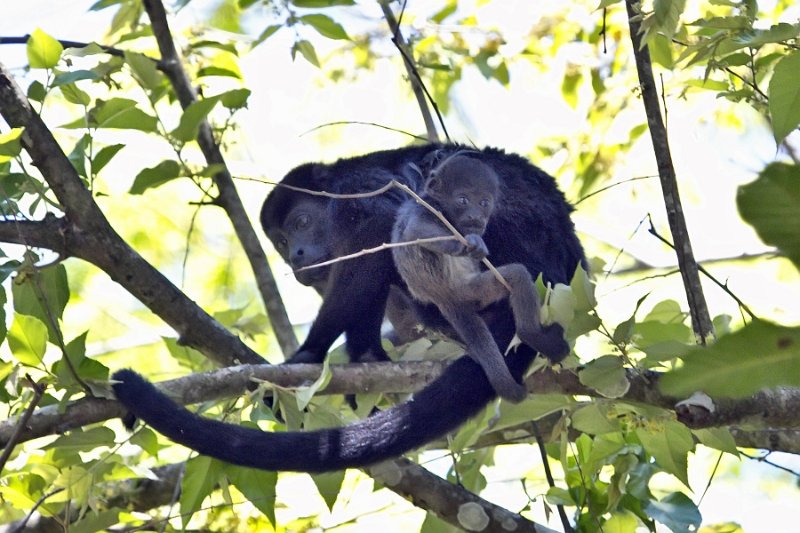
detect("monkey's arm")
[401,211,483,257]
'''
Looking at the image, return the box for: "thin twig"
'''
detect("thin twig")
[9,487,65,533]
[0,376,45,474]
[575,175,657,205]
[531,420,574,532]
[300,121,428,141]
[294,236,458,272]
[646,217,757,320]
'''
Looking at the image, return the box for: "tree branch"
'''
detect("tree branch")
[141,0,298,356]
[378,0,446,143]
[0,61,264,367]
[0,215,68,255]
[369,458,558,533]
[4,361,800,453]
[625,0,715,343]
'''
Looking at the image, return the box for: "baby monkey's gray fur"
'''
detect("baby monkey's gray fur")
[392,153,559,402]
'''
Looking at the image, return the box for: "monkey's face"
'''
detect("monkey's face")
[445,189,495,236]
[265,198,332,287]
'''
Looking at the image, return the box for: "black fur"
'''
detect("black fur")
[112,144,585,472]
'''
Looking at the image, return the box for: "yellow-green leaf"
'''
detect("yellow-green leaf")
[26,29,63,69]
[768,51,800,144]
[8,314,48,366]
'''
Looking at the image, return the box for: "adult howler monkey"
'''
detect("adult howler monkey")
[112,144,585,473]
[392,153,569,403]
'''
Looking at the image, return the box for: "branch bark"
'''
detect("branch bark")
[141,0,298,356]
[0,60,264,367]
[625,0,715,343]
[4,361,800,453]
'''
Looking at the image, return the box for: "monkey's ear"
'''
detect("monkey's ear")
[425,175,441,193]
[401,162,424,182]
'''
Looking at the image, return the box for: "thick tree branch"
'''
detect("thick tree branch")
[625,0,714,343]
[0,215,68,255]
[0,61,264,367]
[4,361,800,453]
[369,458,558,533]
[141,0,298,356]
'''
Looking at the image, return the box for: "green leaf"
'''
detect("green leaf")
[572,403,620,434]
[636,420,694,486]
[603,511,640,533]
[579,356,630,398]
[653,0,687,39]
[660,320,800,397]
[294,356,332,410]
[692,427,739,456]
[59,83,92,106]
[292,0,355,7]
[768,51,800,144]
[733,22,800,47]
[130,427,160,456]
[67,98,158,132]
[43,427,116,452]
[495,394,576,432]
[130,160,182,194]
[8,314,48,366]
[253,24,282,47]
[311,470,345,512]
[92,144,125,174]
[171,96,221,143]
[293,39,320,67]
[737,163,800,270]
[561,71,582,109]
[70,510,121,533]
[124,51,164,94]
[649,33,674,68]
[643,492,702,533]
[300,14,349,40]
[52,70,98,87]
[0,128,24,163]
[27,81,46,103]
[68,134,89,179]
[26,29,63,69]
[219,88,251,109]
[545,486,575,506]
[227,465,277,525]
[12,264,70,343]
[180,456,224,528]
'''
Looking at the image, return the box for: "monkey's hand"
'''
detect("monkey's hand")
[463,234,489,260]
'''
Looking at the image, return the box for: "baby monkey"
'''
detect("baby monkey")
[392,153,568,403]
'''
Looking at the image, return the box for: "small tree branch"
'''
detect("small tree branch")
[0,215,68,255]
[378,0,447,143]
[0,35,165,70]
[625,0,715,343]
[141,0,298,356]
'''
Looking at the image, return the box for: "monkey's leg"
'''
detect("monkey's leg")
[441,307,527,403]
[468,266,570,362]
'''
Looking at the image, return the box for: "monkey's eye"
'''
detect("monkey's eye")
[295,214,310,230]
[479,199,491,208]
[276,237,288,250]
[457,196,468,206]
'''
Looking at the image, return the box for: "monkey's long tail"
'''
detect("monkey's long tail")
[112,349,536,473]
